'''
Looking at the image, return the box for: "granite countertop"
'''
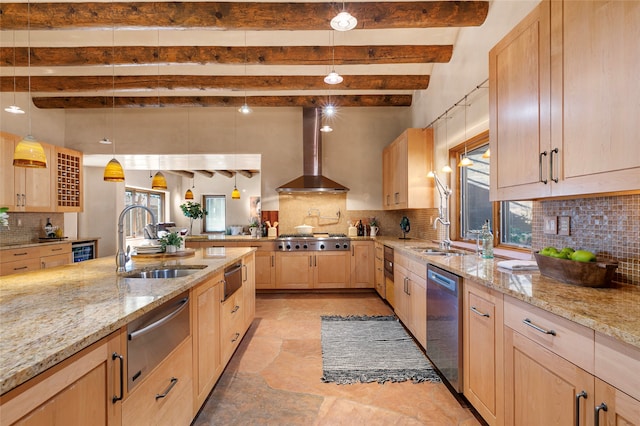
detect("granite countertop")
[376,237,640,351]
[0,246,254,395]
[0,237,101,250]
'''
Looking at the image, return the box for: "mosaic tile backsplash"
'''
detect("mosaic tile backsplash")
[0,213,64,246]
[532,194,639,286]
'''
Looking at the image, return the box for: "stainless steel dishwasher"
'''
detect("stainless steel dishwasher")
[127,291,190,391]
[426,264,463,393]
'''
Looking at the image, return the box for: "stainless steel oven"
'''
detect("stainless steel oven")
[426,264,463,393]
[127,292,190,391]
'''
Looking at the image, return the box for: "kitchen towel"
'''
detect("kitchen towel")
[497,260,539,271]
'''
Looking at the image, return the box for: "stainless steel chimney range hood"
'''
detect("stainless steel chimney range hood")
[276,108,349,194]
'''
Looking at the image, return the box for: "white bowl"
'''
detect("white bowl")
[295,225,314,235]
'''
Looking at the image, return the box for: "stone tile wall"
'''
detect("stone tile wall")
[0,213,65,246]
[532,194,639,285]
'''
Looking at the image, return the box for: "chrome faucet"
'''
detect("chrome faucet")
[430,171,452,251]
[116,205,157,272]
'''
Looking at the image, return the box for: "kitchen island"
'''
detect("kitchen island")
[0,246,254,395]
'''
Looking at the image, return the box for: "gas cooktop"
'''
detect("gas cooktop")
[276,233,350,251]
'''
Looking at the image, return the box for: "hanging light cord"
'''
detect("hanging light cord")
[26,0,32,133]
[424,78,488,130]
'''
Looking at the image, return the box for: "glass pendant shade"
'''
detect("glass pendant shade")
[441,165,453,173]
[331,11,357,31]
[238,103,252,114]
[151,171,168,190]
[482,148,490,158]
[13,135,47,168]
[458,156,474,167]
[103,158,125,182]
[324,71,343,85]
[320,125,333,132]
[231,186,241,200]
[184,188,194,200]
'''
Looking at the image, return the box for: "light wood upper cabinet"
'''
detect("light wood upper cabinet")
[382,128,434,210]
[1,132,54,212]
[463,280,504,426]
[0,331,123,426]
[490,0,640,201]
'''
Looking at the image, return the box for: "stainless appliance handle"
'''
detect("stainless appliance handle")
[428,270,457,292]
[522,318,557,336]
[470,306,490,318]
[575,390,587,426]
[155,377,178,400]
[128,297,189,341]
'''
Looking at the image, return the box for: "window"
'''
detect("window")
[124,188,165,237]
[455,133,532,250]
[203,195,226,233]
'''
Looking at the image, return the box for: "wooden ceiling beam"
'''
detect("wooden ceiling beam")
[215,170,235,178]
[0,45,451,68]
[0,2,489,31]
[32,94,413,109]
[164,170,195,178]
[237,170,258,179]
[0,75,429,92]
[194,170,215,178]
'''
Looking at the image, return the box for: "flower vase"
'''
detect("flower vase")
[250,227,258,237]
[370,226,379,237]
[166,245,177,254]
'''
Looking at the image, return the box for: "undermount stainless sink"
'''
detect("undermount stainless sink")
[123,265,207,279]
[411,247,467,257]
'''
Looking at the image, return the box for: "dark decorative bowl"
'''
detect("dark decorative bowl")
[533,252,618,288]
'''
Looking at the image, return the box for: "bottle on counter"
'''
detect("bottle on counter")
[45,217,55,238]
[481,219,494,259]
[357,220,364,236]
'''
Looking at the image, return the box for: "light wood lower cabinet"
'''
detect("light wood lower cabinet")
[594,378,640,426]
[350,241,374,288]
[374,242,385,299]
[275,251,350,289]
[191,272,224,411]
[0,331,123,426]
[122,338,193,426]
[1,244,72,276]
[255,250,276,289]
[463,280,504,426]
[220,286,245,365]
[393,253,426,348]
[242,253,256,328]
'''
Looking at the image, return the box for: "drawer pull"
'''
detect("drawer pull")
[594,402,608,426]
[52,247,63,251]
[575,390,587,426]
[231,332,241,343]
[112,352,124,403]
[14,252,29,257]
[470,306,490,318]
[522,318,556,336]
[231,305,240,314]
[155,377,178,400]
[13,266,28,271]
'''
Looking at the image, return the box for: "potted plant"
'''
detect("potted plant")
[159,232,183,253]
[180,201,207,235]
[249,217,260,237]
[369,217,379,237]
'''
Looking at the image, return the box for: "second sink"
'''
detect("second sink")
[124,265,207,279]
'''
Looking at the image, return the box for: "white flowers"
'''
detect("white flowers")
[1,208,9,228]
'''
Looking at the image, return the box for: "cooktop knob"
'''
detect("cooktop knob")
[303,244,308,249]
[335,243,340,249]
[343,243,349,249]
[286,244,291,250]
[295,244,300,249]
[320,244,325,250]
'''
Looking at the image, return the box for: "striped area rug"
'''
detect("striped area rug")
[320,315,441,385]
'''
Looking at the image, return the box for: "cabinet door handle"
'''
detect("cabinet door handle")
[309,255,313,267]
[406,278,411,296]
[594,402,607,426]
[574,391,587,426]
[112,352,124,403]
[231,305,240,314]
[394,192,400,204]
[522,318,556,336]
[231,332,241,343]
[539,151,548,184]
[470,306,490,318]
[155,377,178,400]
[271,255,274,267]
[242,264,247,282]
[549,147,559,183]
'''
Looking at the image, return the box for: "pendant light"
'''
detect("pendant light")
[238,32,252,114]
[324,32,343,85]
[231,174,241,200]
[231,110,241,199]
[13,0,47,169]
[184,111,194,199]
[152,172,168,190]
[331,1,357,31]
[458,96,474,168]
[103,11,124,182]
[482,148,490,158]
[441,112,452,173]
[5,31,25,115]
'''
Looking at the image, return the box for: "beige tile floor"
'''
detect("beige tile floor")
[193,292,482,425]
